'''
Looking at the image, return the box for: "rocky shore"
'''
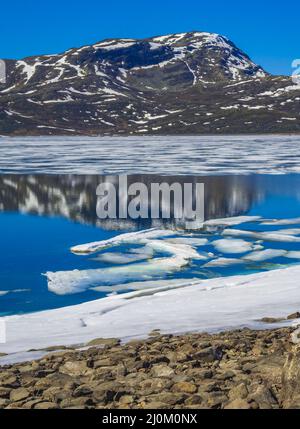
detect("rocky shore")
[1,326,300,409]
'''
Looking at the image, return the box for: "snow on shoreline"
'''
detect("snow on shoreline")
[1,264,300,363]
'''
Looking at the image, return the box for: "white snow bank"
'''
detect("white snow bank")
[2,264,300,359]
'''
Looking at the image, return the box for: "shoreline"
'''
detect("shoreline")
[0,326,299,409]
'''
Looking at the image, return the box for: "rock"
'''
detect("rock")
[184,395,203,406]
[147,392,185,406]
[0,327,297,409]
[0,375,19,388]
[0,387,11,399]
[228,383,248,400]
[260,317,285,324]
[93,358,114,368]
[33,401,57,409]
[59,361,92,377]
[281,345,300,408]
[172,382,197,394]
[73,385,93,397]
[142,401,169,409]
[287,312,300,320]
[42,386,63,401]
[248,385,278,409]
[0,398,9,407]
[86,338,120,347]
[10,387,30,402]
[206,392,228,408]
[148,330,161,337]
[118,395,134,405]
[60,397,93,408]
[193,347,221,362]
[224,399,250,409]
[149,355,170,365]
[151,365,174,378]
[216,370,235,381]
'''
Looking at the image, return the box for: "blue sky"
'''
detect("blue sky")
[0,0,298,75]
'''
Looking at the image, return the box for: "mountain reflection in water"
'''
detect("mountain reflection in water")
[0,174,268,230]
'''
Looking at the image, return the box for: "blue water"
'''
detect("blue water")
[1,174,300,316]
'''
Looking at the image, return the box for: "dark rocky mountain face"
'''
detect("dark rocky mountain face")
[0,31,299,136]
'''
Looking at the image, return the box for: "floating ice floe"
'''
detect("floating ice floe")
[70,228,176,254]
[243,249,287,262]
[211,238,254,254]
[165,237,209,246]
[223,228,300,243]
[0,289,30,297]
[284,251,300,259]
[203,257,244,267]
[46,232,204,295]
[260,217,300,226]
[93,247,153,264]
[203,215,261,227]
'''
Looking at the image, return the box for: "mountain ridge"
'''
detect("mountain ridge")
[0,31,299,136]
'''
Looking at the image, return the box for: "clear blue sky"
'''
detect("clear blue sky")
[0,0,298,76]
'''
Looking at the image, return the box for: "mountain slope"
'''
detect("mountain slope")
[0,31,300,135]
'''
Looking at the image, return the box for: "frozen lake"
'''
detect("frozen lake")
[0,134,300,175]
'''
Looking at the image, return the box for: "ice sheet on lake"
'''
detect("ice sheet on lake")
[1,135,300,175]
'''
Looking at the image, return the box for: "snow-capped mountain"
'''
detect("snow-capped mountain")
[0,31,299,135]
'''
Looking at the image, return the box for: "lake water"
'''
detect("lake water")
[1,172,300,316]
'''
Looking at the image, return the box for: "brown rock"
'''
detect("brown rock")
[224,399,250,409]
[86,338,120,347]
[59,361,92,377]
[172,381,197,394]
[151,365,174,378]
[287,312,300,320]
[10,387,30,402]
[34,401,57,409]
